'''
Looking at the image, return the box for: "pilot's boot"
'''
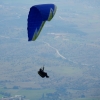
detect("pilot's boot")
[46,75,49,78]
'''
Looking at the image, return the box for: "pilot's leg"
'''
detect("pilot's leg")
[45,72,49,78]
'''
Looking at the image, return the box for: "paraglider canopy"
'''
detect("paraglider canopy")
[27,4,57,41]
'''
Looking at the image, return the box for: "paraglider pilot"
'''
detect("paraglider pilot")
[38,66,49,78]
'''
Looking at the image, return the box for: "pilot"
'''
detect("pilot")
[38,66,49,78]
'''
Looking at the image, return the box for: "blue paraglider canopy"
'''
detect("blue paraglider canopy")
[27,4,57,41]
